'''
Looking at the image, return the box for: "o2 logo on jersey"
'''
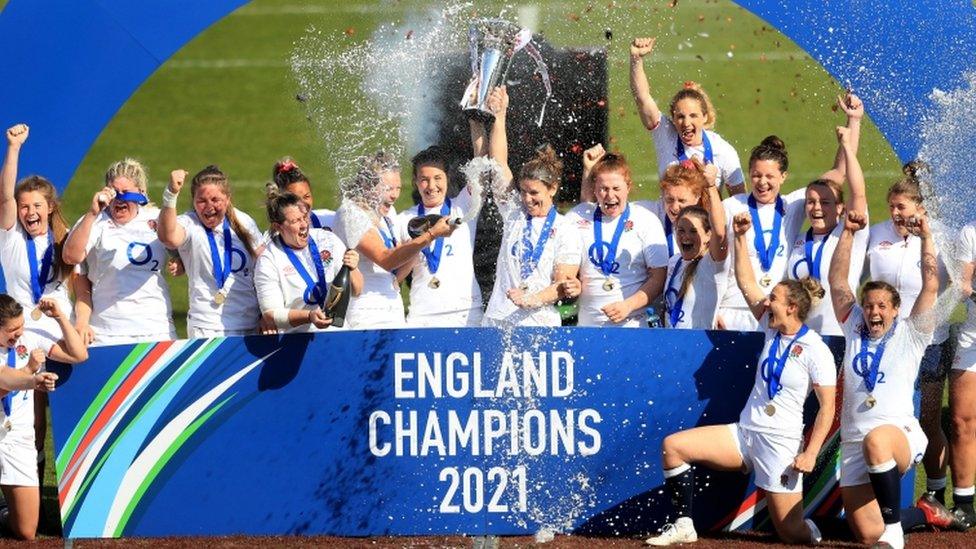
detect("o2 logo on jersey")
[229,246,249,276]
[127,242,160,271]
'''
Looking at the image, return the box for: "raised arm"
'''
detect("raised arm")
[910,214,938,324]
[71,273,95,345]
[828,210,866,323]
[822,92,863,183]
[629,37,662,131]
[579,144,606,203]
[157,169,189,248]
[731,213,767,320]
[37,298,88,363]
[1,124,29,231]
[486,86,514,185]
[703,165,727,261]
[357,216,457,273]
[63,187,115,265]
[836,125,867,216]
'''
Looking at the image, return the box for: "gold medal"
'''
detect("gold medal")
[30,307,42,321]
[602,278,615,292]
[2,420,10,431]
[519,282,529,291]
[764,403,776,416]
[214,292,226,305]
[865,395,877,409]
[759,275,772,287]
[428,277,440,289]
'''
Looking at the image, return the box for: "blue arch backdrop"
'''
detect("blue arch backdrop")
[1,0,975,539]
[0,0,973,191]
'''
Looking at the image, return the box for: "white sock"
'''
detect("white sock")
[867,458,897,474]
[879,522,904,549]
[954,485,976,497]
[663,462,691,478]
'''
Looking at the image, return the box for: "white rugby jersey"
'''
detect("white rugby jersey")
[565,202,668,326]
[840,305,932,442]
[0,223,72,335]
[866,219,950,343]
[0,328,57,438]
[663,252,729,329]
[720,189,807,310]
[253,228,348,333]
[78,207,175,340]
[484,196,581,326]
[175,209,262,333]
[786,218,869,336]
[397,189,482,322]
[738,315,836,439]
[650,118,744,190]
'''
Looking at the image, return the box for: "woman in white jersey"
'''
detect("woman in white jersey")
[662,160,727,329]
[786,113,869,336]
[157,166,263,337]
[864,163,952,507]
[472,86,581,327]
[950,220,976,527]
[270,157,335,230]
[63,159,177,344]
[253,188,362,333]
[629,37,745,197]
[828,210,959,548]
[0,294,83,540]
[0,124,75,336]
[646,215,835,545]
[1,124,79,478]
[341,152,412,330]
[718,136,808,332]
[397,146,483,327]
[564,153,668,327]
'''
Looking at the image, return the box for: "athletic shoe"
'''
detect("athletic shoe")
[950,506,976,530]
[916,492,968,531]
[645,517,697,546]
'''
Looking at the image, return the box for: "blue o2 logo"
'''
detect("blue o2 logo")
[127,242,160,271]
[230,247,248,274]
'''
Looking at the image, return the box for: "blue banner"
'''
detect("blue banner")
[47,328,880,538]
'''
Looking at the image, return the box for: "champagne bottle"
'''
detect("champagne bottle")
[323,265,352,327]
[407,214,463,239]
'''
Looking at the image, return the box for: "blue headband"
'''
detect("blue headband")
[115,191,149,205]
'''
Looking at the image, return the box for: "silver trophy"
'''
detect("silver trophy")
[459,18,552,127]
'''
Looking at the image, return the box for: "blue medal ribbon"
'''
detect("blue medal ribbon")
[588,204,630,277]
[520,207,557,280]
[280,236,328,306]
[379,216,398,249]
[664,214,674,258]
[3,348,16,420]
[852,319,898,392]
[747,194,785,273]
[310,214,322,229]
[793,228,831,280]
[25,232,54,304]
[675,131,714,164]
[665,260,686,328]
[115,191,149,205]
[417,200,451,275]
[760,324,809,400]
[206,218,233,291]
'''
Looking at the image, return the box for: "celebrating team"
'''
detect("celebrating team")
[0,34,975,547]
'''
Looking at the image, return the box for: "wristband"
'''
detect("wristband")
[162,188,179,209]
[272,309,291,330]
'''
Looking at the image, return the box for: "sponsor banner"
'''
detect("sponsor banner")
[49,328,904,538]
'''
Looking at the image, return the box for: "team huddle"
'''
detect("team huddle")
[0,36,975,546]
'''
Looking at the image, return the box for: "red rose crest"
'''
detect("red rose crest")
[624,220,634,232]
[15,345,27,360]
[148,219,158,232]
[791,345,804,358]
[879,240,893,250]
[319,249,333,264]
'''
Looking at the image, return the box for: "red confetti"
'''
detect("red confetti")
[343,27,356,37]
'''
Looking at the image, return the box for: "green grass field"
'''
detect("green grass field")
[3,0,961,533]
